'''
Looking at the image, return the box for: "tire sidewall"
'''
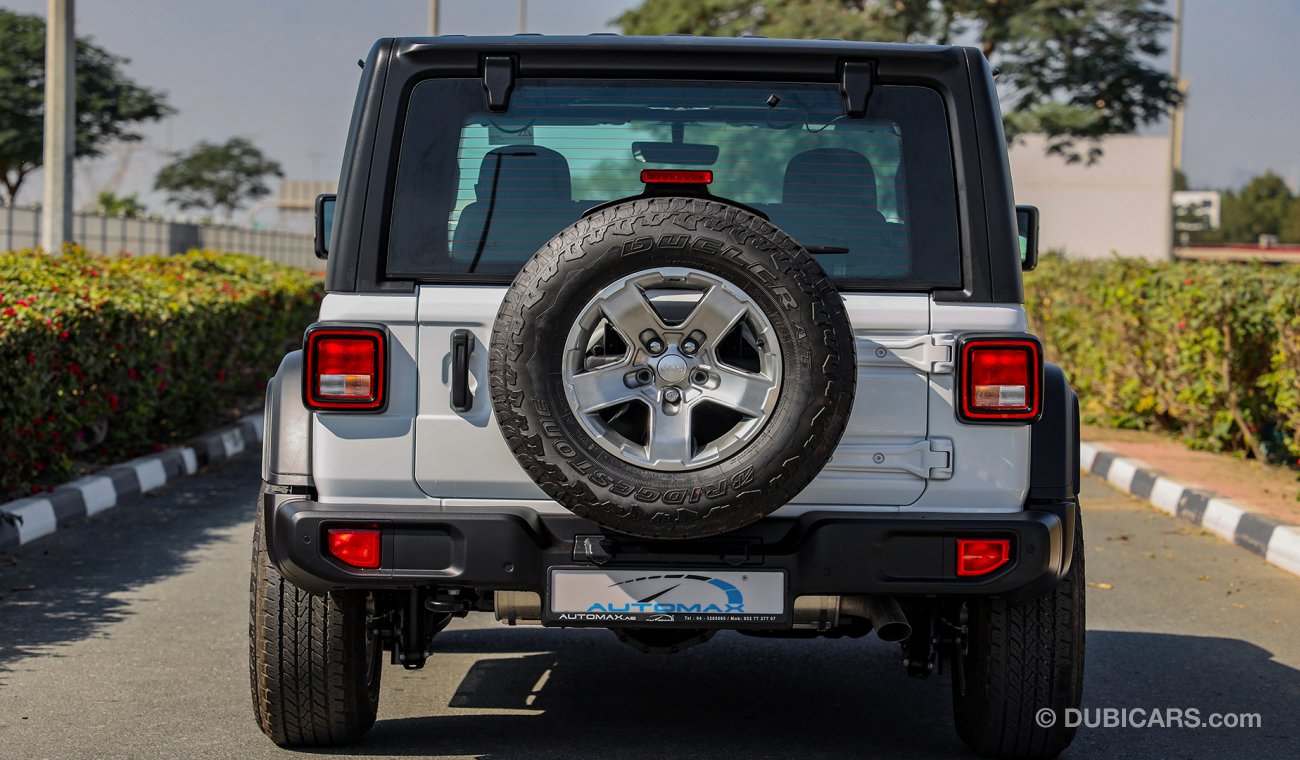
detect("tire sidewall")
[490,197,855,538]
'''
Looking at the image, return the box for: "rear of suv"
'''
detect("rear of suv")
[250,35,1083,759]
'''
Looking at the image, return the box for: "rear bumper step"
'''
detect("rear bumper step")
[264,491,1076,599]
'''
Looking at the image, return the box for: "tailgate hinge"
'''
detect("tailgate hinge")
[824,438,953,480]
[839,61,874,118]
[857,334,955,374]
[482,56,515,112]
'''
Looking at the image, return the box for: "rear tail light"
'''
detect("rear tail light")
[641,169,713,185]
[304,326,387,411]
[958,337,1042,422]
[327,528,381,569]
[957,538,1011,576]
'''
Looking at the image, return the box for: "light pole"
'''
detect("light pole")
[1169,0,1187,176]
[428,1,528,37]
[40,0,75,253]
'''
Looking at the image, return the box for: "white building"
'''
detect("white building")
[1008,134,1172,261]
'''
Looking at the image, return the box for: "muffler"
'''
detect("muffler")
[494,591,542,625]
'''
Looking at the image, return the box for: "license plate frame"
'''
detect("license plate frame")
[544,567,788,628]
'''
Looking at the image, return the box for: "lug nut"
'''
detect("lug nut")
[663,388,682,403]
[648,339,664,354]
[682,339,698,354]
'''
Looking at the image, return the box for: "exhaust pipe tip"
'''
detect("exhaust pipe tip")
[875,619,913,643]
[837,594,912,642]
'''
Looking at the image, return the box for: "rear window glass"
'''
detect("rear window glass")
[387,78,960,288]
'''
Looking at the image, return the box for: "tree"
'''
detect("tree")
[0,9,173,202]
[1191,172,1298,245]
[615,0,1179,163]
[1282,198,1300,245]
[154,138,283,220]
[94,191,146,218]
[1219,172,1293,244]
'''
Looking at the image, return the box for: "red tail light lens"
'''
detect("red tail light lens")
[959,338,1042,421]
[641,169,713,184]
[957,538,1011,576]
[304,327,386,411]
[327,528,381,569]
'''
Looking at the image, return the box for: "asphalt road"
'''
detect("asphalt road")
[1,455,1297,759]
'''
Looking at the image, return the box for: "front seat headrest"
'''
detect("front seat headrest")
[783,148,878,210]
[475,145,572,202]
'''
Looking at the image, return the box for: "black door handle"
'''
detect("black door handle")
[450,329,474,412]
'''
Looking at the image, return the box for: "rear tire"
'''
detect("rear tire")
[249,490,380,746]
[952,503,1085,759]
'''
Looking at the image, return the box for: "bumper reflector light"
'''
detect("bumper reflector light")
[327,528,381,569]
[957,538,1011,576]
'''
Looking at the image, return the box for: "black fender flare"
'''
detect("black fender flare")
[1029,362,1079,503]
[261,350,313,489]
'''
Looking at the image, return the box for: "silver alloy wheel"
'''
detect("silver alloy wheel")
[562,267,782,471]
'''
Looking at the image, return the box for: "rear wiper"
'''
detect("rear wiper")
[804,246,850,255]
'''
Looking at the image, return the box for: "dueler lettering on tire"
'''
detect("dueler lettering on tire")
[488,197,856,539]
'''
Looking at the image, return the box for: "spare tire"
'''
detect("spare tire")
[489,197,855,539]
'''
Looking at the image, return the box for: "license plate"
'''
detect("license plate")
[546,568,786,627]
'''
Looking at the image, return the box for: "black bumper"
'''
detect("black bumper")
[264,491,1077,600]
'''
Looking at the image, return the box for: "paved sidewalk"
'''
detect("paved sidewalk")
[1081,426,1300,579]
[1083,426,1300,526]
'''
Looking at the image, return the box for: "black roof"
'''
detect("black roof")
[386,35,974,83]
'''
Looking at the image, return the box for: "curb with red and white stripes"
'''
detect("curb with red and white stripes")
[1081,441,1300,579]
[0,413,264,550]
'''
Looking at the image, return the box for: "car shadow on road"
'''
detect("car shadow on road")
[323,627,1300,760]
[0,458,260,677]
[357,625,960,759]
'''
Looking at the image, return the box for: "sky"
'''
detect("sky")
[4,0,1299,222]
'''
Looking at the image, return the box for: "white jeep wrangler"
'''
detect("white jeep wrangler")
[250,35,1084,759]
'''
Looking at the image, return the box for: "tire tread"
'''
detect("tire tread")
[954,503,1085,759]
[248,495,378,746]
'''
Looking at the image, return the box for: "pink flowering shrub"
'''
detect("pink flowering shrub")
[1,247,320,498]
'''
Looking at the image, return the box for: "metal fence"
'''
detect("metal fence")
[1,204,319,271]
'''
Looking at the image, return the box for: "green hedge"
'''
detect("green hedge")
[1025,256,1300,463]
[1,248,320,499]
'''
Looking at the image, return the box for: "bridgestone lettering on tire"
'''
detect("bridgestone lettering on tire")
[489,197,856,539]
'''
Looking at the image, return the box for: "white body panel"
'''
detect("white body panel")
[412,286,546,500]
[781,294,930,510]
[308,289,1030,515]
[312,294,427,503]
[918,302,1031,512]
